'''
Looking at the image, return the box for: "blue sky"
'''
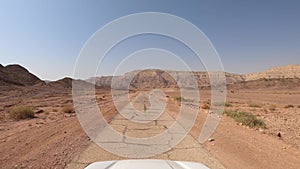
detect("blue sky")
[0,0,299,80]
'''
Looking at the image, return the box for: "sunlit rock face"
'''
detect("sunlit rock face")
[245,65,300,81]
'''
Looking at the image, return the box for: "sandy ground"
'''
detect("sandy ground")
[0,87,300,169]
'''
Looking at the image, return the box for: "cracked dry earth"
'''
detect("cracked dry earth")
[66,92,224,169]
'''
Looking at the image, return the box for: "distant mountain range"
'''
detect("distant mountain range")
[87,64,300,89]
[0,64,299,90]
[87,70,244,89]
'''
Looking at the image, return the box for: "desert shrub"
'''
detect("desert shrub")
[284,104,294,109]
[174,96,181,101]
[9,106,35,120]
[212,102,232,107]
[248,102,263,108]
[225,102,233,107]
[143,103,147,112]
[269,104,276,111]
[224,110,266,129]
[174,96,193,102]
[201,103,210,110]
[62,105,75,114]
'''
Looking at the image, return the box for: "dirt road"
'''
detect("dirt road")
[66,92,224,169]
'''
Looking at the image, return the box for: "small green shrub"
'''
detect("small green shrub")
[9,106,35,120]
[62,105,75,114]
[224,110,266,129]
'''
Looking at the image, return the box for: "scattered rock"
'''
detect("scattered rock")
[36,121,44,125]
[259,128,265,133]
[208,138,215,142]
[277,132,282,138]
[35,109,44,114]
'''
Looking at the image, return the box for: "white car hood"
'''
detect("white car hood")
[85,159,210,169]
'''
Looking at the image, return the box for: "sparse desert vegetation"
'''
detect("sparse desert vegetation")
[174,96,193,102]
[62,105,75,114]
[202,101,233,109]
[209,101,233,107]
[225,102,233,107]
[284,104,294,109]
[248,102,263,108]
[8,106,35,120]
[224,110,267,129]
[201,103,210,109]
[268,104,276,111]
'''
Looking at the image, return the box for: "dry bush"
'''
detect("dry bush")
[269,104,276,111]
[174,96,193,102]
[225,102,233,107]
[9,106,35,120]
[224,110,266,129]
[248,102,263,108]
[212,102,232,107]
[62,105,75,114]
[284,104,294,109]
[201,103,210,110]
[0,115,4,121]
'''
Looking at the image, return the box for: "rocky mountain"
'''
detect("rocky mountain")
[48,77,98,90]
[245,64,300,81]
[0,64,98,92]
[88,69,245,89]
[89,64,299,90]
[0,64,42,87]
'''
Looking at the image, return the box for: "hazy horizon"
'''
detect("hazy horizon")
[1,0,300,80]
